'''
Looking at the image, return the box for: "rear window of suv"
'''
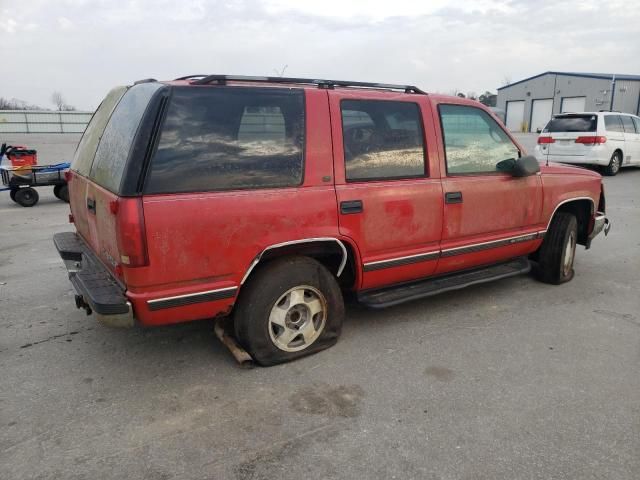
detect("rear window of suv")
[89,82,163,193]
[543,115,597,132]
[71,86,127,176]
[145,87,305,194]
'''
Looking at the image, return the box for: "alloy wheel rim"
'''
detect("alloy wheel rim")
[563,231,576,277]
[268,285,327,352]
[612,155,620,173]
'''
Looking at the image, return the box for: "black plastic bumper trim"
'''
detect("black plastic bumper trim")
[147,287,238,311]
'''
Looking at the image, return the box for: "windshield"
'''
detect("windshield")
[543,115,597,133]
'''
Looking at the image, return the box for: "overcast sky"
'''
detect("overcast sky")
[2,0,639,110]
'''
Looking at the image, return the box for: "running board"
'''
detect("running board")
[358,257,531,309]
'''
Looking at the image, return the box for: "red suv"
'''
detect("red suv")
[54,75,610,365]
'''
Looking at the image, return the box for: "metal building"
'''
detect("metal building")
[496,71,640,132]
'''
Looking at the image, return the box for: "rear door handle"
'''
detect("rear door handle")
[87,197,96,214]
[340,200,363,214]
[445,191,463,204]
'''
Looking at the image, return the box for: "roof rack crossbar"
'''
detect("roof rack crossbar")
[188,74,426,94]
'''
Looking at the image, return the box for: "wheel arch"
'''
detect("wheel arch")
[240,237,361,290]
[547,197,594,246]
[613,148,624,165]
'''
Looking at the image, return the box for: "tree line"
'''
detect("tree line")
[0,91,76,111]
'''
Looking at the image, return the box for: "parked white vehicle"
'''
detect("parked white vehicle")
[534,112,640,175]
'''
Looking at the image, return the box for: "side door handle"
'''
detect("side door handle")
[340,200,363,214]
[445,191,463,204]
[87,197,96,214]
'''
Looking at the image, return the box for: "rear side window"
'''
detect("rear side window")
[633,117,640,133]
[71,86,127,176]
[90,83,162,192]
[543,115,597,133]
[340,100,425,181]
[145,87,304,193]
[620,116,636,133]
[439,104,519,175]
[604,115,624,133]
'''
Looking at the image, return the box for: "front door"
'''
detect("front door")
[328,92,444,290]
[434,102,543,275]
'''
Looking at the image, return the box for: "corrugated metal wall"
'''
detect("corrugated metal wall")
[496,73,640,132]
[0,110,92,134]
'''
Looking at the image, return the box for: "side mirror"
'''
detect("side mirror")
[536,128,542,133]
[512,155,540,177]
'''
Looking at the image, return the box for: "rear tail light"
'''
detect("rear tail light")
[537,136,555,144]
[64,170,72,182]
[115,198,149,267]
[575,136,607,144]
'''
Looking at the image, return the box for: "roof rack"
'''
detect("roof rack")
[173,74,210,80]
[181,74,426,94]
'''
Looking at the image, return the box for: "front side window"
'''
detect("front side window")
[439,104,519,175]
[632,117,640,133]
[340,100,425,181]
[604,115,624,133]
[145,87,304,194]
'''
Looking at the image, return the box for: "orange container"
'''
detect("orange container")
[7,147,38,167]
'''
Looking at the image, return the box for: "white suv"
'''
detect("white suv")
[534,112,640,175]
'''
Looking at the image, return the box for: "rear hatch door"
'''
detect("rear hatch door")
[545,114,598,157]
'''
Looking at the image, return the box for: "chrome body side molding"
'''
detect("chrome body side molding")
[241,237,349,285]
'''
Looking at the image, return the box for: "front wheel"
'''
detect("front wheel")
[234,256,344,366]
[603,151,621,176]
[534,212,577,284]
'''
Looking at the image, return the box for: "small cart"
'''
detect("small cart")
[1,143,70,207]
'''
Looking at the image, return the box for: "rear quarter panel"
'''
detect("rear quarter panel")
[128,88,341,326]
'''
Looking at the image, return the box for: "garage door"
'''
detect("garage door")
[561,97,586,113]
[530,99,554,132]
[505,100,525,132]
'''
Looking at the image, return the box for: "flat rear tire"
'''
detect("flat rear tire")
[234,256,344,366]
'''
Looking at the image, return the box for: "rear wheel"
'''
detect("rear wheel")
[9,188,18,202]
[234,256,344,366]
[53,184,69,203]
[14,187,39,207]
[603,151,621,176]
[534,212,578,284]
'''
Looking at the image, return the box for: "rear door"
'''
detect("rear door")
[603,115,626,160]
[69,82,163,276]
[620,115,640,164]
[328,91,443,290]
[631,117,640,165]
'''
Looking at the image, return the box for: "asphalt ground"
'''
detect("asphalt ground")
[0,134,638,479]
